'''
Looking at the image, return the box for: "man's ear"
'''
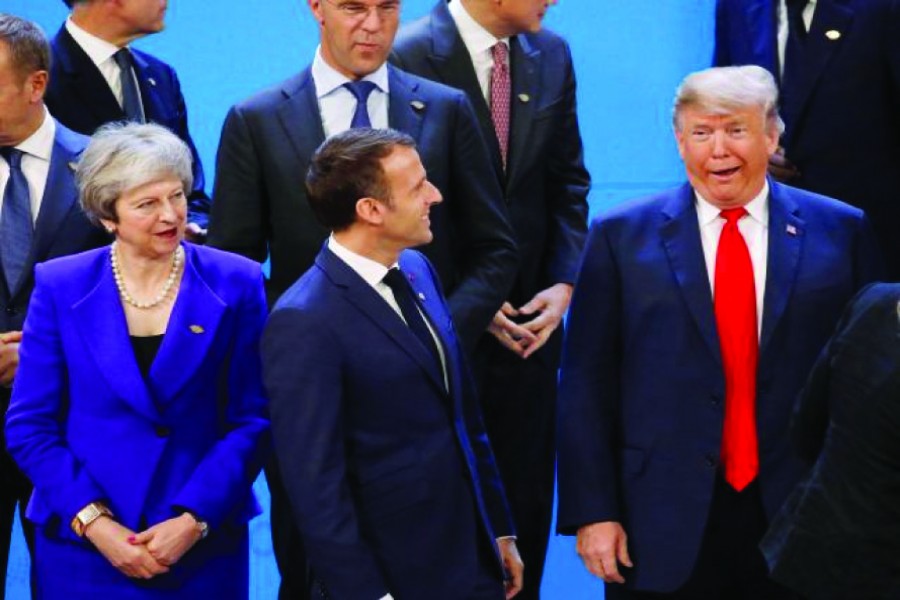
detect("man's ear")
[355,196,385,226]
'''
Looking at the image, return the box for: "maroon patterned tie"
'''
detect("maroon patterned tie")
[490,42,511,169]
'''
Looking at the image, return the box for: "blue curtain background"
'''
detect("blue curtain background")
[3,1,714,597]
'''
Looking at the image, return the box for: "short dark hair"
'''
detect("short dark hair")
[0,14,51,80]
[306,128,416,231]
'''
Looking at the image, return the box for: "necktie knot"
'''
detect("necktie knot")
[0,147,23,169]
[382,267,407,291]
[491,42,509,69]
[720,207,748,225]
[343,80,378,128]
[113,47,134,70]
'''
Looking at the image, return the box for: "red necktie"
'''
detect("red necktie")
[714,208,759,491]
[490,42,511,169]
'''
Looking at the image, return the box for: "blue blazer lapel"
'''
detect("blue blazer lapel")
[317,248,446,393]
[131,51,166,122]
[71,249,159,423]
[149,244,226,404]
[387,67,425,144]
[660,184,721,364]
[276,68,326,170]
[760,182,804,356]
[742,0,778,75]
[507,35,539,187]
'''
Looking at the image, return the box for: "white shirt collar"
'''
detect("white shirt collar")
[311,46,389,99]
[327,235,396,287]
[448,0,509,55]
[695,180,770,228]
[65,17,122,67]
[15,107,56,163]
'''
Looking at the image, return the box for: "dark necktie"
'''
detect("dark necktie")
[782,0,807,83]
[383,268,442,372]
[714,208,759,492]
[490,42,511,169]
[0,147,34,293]
[113,48,145,122]
[343,80,378,129]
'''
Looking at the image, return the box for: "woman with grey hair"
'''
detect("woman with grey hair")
[761,283,900,599]
[4,122,268,599]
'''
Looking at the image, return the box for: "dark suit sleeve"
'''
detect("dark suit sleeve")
[262,308,388,599]
[208,105,269,264]
[854,214,886,287]
[556,218,623,533]
[445,93,518,353]
[4,265,106,523]
[170,268,269,528]
[543,41,590,286]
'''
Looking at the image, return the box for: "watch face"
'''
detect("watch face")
[79,505,101,524]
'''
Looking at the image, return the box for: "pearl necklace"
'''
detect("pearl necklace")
[110,241,183,309]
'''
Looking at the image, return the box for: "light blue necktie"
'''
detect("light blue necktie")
[0,147,33,292]
[343,80,378,129]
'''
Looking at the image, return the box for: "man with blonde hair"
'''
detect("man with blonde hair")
[557,65,883,599]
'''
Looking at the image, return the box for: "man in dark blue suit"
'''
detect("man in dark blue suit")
[0,14,108,598]
[714,0,900,279]
[392,2,590,596]
[210,4,516,594]
[45,0,210,236]
[263,128,522,599]
[557,66,883,599]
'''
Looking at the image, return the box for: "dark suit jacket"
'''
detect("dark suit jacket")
[4,243,268,588]
[760,282,900,599]
[392,0,590,306]
[262,246,514,599]
[714,0,900,278]
[46,26,210,227]
[0,120,108,416]
[209,64,517,353]
[556,180,884,592]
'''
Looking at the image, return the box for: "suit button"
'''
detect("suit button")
[710,394,721,406]
[154,425,170,438]
[4,306,16,315]
[704,455,717,468]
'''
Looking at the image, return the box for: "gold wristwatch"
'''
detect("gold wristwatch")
[71,502,114,537]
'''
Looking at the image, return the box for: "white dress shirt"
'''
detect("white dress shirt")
[0,107,56,225]
[311,48,389,138]
[777,0,818,76]
[695,183,769,337]
[448,0,509,103]
[65,17,145,115]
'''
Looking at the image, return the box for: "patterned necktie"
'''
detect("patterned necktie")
[490,42,511,169]
[382,268,442,372]
[343,80,378,129]
[113,48,145,122]
[0,147,34,293]
[714,208,759,492]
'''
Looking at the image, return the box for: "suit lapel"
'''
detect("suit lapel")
[131,51,165,123]
[781,0,854,147]
[276,69,326,170]
[54,27,124,124]
[387,67,426,145]
[760,183,803,356]
[742,0,778,74]
[507,35,539,188]
[423,2,504,176]
[660,184,721,364]
[318,249,446,394]
[71,249,159,423]
[149,245,226,404]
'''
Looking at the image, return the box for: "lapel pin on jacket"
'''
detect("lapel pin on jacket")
[418,292,426,301]
[68,161,78,172]
[189,324,204,334]
[410,100,425,112]
[786,224,798,236]
[825,30,841,41]
[518,93,530,103]
[147,77,157,87]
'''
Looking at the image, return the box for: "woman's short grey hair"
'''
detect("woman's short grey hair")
[77,122,193,225]
[672,65,785,135]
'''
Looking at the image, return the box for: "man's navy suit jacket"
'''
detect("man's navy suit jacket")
[556,180,883,592]
[45,26,210,227]
[714,0,900,278]
[209,64,517,353]
[262,247,513,599]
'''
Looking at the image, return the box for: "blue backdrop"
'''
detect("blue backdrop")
[3,1,715,597]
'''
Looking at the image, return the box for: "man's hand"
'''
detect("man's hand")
[184,222,208,244]
[0,330,23,387]
[84,517,169,579]
[488,303,538,358]
[768,147,800,183]
[576,521,632,584]
[515,283,573,359]
[496,537,524,599]
[129,513,202,567]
